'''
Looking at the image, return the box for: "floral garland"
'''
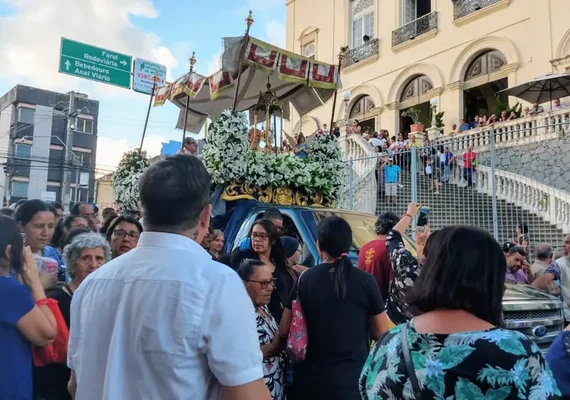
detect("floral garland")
[202,109,249,185]
[112,150,150,212]
[203,109,345,203]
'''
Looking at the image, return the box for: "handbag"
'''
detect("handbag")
[401,323,422,398]
[32,298,69,366]
[286,270,309,363]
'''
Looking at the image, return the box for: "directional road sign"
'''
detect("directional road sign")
[133,58,167,95]
[59,38,132,89]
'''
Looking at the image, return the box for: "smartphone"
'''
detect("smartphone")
[417,206,430,227]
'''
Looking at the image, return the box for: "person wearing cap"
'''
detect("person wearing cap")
[280,236,308,275]
[178,137,198,156]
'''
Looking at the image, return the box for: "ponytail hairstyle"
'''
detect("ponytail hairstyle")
[317,216,353,298]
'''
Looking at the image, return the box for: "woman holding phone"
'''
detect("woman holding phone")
[0,216,57,400]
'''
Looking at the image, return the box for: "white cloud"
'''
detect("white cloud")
[263,19,286,49]
[206,50,223,75]
[0,0,180,100]
[96,134,166,172]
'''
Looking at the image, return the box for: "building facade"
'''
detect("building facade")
[0,85,99,206]
[285,0,570,137]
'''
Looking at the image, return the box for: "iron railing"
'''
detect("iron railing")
[342,38,380,69]
[453,0,504,20]
[392,12,438,47]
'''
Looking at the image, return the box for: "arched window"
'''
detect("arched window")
[465,50,507,81]
[351,0,375,48]
[349,95,375,118]
[399,75,433,103]
[302,42,316,59]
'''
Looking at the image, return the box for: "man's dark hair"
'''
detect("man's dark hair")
[263,208,283,222]
[508,246,527,258]
[406,225,506,327]
[375,212,400,235]
[0,208,15,218]
[535,243,553,260]
[70,202,91,216]
[102,207,117,221]
[52,203,63,211]
[139,154,211,232]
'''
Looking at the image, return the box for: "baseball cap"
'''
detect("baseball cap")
[502,242,516,253]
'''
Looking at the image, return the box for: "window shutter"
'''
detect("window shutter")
[352,17,363,48]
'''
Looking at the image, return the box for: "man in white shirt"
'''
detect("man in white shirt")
[177,136,198,156]
[67,155,269,400]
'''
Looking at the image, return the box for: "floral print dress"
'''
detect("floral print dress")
[256,305,285,400]
[360,321,561,400]
[385,230,420,324]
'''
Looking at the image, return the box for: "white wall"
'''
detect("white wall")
[27,105,53,199]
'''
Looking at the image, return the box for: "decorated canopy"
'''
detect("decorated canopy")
[153,36,341,133]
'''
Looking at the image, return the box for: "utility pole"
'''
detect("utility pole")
[62,91,75,213]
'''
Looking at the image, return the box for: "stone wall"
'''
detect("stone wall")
[477,135,570,193]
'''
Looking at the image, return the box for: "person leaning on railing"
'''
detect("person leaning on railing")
[385,202,430,327]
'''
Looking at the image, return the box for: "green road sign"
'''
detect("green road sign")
[59,38,132,89]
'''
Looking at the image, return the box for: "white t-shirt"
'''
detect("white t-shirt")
[68,232,263,400]
[555,256,570,320]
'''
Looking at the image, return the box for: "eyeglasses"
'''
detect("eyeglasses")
[251,232,269,240]
[247,279,276,290]
[112,229,140,241]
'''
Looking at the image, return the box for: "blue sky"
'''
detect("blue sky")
[0,0,286,174]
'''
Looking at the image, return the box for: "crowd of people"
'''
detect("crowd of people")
[1,153,570,399]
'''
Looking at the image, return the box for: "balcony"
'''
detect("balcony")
[342,38,380,69]
[392,12,438,48]
[453,0,505,20]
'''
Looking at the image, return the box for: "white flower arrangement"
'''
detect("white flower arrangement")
[203,110,345,203]
[202,109,249,185]
[112,150,150,212]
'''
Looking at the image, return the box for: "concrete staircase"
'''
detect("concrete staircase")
[375,170,566,250]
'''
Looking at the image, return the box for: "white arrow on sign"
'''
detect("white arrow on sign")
[120,60,127,66]
[65,60,71,70]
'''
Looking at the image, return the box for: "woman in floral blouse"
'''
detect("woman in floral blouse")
[237,259,285,399]
[360,225,561,399]
[385,202,429,326]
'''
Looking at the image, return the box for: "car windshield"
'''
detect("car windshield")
[306,210,416,256]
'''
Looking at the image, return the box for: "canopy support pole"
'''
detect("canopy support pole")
[182,52,197,145]
[329,47,347,137]
[140,74,160,152]
[232,11,255,112]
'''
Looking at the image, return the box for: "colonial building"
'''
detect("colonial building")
[285,0,570,136]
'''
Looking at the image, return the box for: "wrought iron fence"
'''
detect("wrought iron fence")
[453,0,504,20]
[392,12,438,47]
[342,39,380,69]
[339,125,570,261]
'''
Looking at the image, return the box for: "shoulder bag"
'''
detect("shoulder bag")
[286,270,309,363]
[401,323,422,398]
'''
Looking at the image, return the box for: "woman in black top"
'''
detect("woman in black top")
[231,219,295,323]
[279,216,389,400]
[33,232,111,400]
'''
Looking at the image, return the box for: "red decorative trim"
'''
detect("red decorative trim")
[209,72,232,94]
[247,44,278,69]
[311,64,336,84]
[279,55,309,78]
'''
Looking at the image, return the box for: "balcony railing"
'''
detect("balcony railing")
[392,12,438,47]
[342,38,380,69]
[453,0,503,20]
